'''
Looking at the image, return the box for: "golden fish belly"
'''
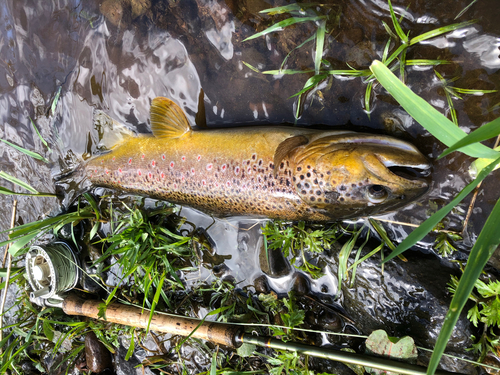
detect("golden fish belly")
[86,128,330,221]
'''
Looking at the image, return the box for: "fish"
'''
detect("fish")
[85,97,430,221]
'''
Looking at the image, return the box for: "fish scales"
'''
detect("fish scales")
[85,97,430,221]
[88,128,329,220]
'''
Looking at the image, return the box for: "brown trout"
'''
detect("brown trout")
[85,97,429,221]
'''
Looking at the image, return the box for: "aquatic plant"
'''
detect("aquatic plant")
[370,60,500,375]
[243,1,474,119]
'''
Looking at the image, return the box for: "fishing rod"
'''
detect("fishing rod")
[25,241,461,375]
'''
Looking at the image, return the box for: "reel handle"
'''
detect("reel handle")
[62,294,242,347]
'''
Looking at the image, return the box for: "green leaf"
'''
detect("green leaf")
[409,20,476,45]
[427,195,500,375]
[243,16,324,42]
[365,330,417,375]
[383,155,500,262]
[314,19,326,75]
[8,231,39,257]
[370,60,500,159]
[0,171,39,193]
[387,0,408,43]
[42,320,54,341]
[125,330,135,361]
[439,116,500,159]
[30,117,51,152]
[147,272,166,332]
[0,138,49,163]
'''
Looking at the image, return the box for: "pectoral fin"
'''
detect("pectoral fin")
[273,135,308,177]
[150,97,192,138]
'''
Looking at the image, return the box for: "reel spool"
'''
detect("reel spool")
[25,241,80,303]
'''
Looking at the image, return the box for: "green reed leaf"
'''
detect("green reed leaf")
[370,60,500,159]
[0,138,49,163]
[406,59,450,66]
[8,231,39,257]
[383,155,500,263]
[242,61,261,73]
[439,116,500,159]
[315,19,326,75]
[147,272,165,332]
[427,196,500,375]
[409,20,476,45]
[263,69,314,75]
[29,117,51,152]
[0,171,38,194]
[243,16,324,42]
[388,0,408,43]
[259,3,320,15]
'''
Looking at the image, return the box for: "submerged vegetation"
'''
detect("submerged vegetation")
[0,0,500,374]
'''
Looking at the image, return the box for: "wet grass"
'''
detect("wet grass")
[370,60,500,375]
[243,0,474,119]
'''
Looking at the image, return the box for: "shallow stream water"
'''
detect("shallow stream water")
[1,0,500,374]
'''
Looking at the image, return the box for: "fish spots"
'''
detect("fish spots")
[141,154,145,159]
[151,160,156,167]
[207,164,213,171]
[101,160,104,164]
[191,168,195,175]
[162,154,166,160]
[118,168,122,173]
[227,181,231,187]
[148,172,152,179]
[221,164,227,172]
[161,172,165,179]
[170,162,175,168]
[112,157,115,161]
[197,155,201,161]
[128,158,132,165]
[105,170,109,175]
[234,166,240,175]
[181,156,186,162]
[202,179,206,186]
[137,170,142,176]
[251,153,257,160]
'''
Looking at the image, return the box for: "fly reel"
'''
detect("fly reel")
[25,241,81,306]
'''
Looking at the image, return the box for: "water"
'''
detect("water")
[1,0,500,373]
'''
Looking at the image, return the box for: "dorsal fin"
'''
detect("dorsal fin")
[273,135,308,177]
[150,97,192,138]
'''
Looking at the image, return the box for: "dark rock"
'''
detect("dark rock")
[85,331,112,373]
[341,251,476,374]
[253,274,270,294]
[291,273,310,295]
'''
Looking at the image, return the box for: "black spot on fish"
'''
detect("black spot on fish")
[297,167,302,171]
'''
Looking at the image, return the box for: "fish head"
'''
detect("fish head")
[290,133,430,219]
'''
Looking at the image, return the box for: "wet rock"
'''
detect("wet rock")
[259,243,291,278]
[291,273,310,295]
[341,251,476,374]
[253,274,270,294]
[85,331,112,373]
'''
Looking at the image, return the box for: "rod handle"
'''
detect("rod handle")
[62,294,242,347]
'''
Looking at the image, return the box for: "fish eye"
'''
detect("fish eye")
[367,185,389,203]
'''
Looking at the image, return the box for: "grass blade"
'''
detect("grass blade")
[0,139,49,163]
[409,20,476,45]
[427,197,500,375]
[383,155,500,263]
[0,171,38,194]
[263,69,314,75]
[243,16,324,42]
[387,0,408,43]
[439,116,500,159]
[314,19,326,75]
[147,272,165,332]
[370,60,500,159]
[30,117,51,152]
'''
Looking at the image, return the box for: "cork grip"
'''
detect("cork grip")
[62,294,242,347]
